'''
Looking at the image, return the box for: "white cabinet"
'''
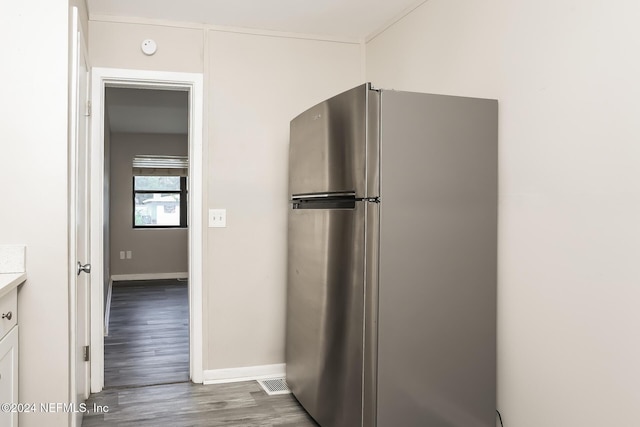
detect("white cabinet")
[0,325,18,427]
[0,288,17,339]
[0,247,25,427]
[0,287,19,427]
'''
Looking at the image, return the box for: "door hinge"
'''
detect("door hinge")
[83,345,90,362]
[85,101,92,117]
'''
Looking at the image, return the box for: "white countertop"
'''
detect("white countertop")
[0,272,26,299]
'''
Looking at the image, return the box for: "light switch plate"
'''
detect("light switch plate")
[209,209,227,228]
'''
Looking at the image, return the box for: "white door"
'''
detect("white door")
[70,7,91,425]
[75,30,91,401]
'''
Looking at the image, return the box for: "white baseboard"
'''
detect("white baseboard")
[203,363,286,385]
[111,272,189,282]
[104,278,113,336]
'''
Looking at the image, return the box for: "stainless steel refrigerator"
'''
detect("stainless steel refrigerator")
[286,83,497,427]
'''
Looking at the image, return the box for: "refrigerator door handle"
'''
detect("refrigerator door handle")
[291,191,356,200]
[292,198,357,210]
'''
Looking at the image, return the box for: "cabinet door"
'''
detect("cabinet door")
[0,288,17,339]
[0,325,18,427]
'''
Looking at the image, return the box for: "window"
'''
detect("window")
[133,176,187,228]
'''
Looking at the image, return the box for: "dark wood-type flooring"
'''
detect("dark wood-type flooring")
[104,280,190,388]
[82,381,318,427]
[83,280,318,426]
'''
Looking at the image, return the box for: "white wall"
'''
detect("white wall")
[89,19,363,372]
[206,30,362,369]
[367,1,640,425]
[367,0,502,99]
[90,20,204,73]
[0,2,77,426]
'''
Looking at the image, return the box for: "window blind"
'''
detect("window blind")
[132,155,188,176]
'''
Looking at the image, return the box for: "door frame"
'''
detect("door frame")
[89,67,204,392]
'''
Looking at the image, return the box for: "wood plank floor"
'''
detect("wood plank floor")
[82,381,319,427]
[84,279,318,426]
[104,280,189,388]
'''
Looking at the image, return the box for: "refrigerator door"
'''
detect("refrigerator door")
[289,83,379,198]
[376,91,498,427]
[286,199,367,427]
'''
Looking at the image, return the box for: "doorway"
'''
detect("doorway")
[104,86,190,387]
[90,68,204,392]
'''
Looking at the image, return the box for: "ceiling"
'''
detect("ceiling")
[87,0,426,40]
[105,87,188,135]
[98,1,427,134]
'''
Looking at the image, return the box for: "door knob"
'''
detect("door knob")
[77,262,91,276]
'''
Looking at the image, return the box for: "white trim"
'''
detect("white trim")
[188,67,205,385]
[89,67,105,394]
[90,13,207,30]
[365,0,429,43]
[203,364,287,385]
[104,278,112,336]
[111,272,189,282]
[89,14,361,45]
[90,67,205,392]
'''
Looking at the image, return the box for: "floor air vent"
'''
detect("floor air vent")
[257,378,291,395]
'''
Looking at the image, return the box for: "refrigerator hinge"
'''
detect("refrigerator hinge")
[359,197,380,203]
[368,83,381,92]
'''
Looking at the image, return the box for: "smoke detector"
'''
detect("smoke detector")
[141,39,157,56]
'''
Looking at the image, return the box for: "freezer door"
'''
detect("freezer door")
[289,84,379,198]
[286,200,367,427]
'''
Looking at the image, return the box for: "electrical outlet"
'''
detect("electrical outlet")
[209,209,227,228]
[126,251,132,259]
[120,251,125,260]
